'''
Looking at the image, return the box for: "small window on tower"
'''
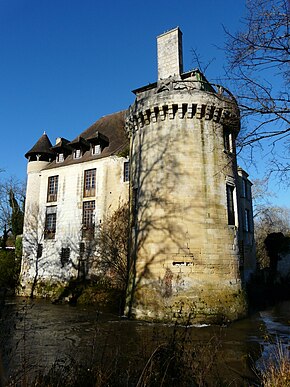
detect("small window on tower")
[244,209,251,232]
[223,128,233,153]
[226,184,235,226]
[124,161,130,182]
[242,179,248,199]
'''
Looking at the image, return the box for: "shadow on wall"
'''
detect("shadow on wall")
[125,117,209,321]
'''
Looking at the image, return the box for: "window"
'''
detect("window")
[92,144,101,155]
[56,153,64,163]
[60,247,70,267]
[37,244,43,258]
[79,242,85,258]
[82,200,95,230]
[45,206,57,239]
[124,161,130,182]
[84,169,96,197]
[132,187,138,226]
[242,179,248,199]
[73,149,82,159]
[223,129,233,153]
[47,176,59,202]
[244,209,251,232]
[226,184,235,225]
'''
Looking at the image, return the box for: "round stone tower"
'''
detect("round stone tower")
[20,132,55,294]
[126,28,247,323]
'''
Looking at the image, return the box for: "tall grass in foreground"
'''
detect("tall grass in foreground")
[258,340,290,387]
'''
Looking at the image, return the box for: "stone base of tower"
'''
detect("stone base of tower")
[126,279,247,324]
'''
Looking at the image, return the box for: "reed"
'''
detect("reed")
[259,340,290,387]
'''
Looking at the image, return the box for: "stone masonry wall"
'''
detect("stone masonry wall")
[157,28,183,80]
[20,156,129,297]
[126,87,247,323]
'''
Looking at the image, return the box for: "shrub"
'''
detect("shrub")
[0,249,20,290]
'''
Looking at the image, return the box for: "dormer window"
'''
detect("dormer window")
[73,149,82,159]
[56,153,64,163]
[92,144,101,156]
[87,131,109,155]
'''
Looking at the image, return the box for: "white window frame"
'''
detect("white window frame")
[73,149,82,159]
[56,153,64,163]
[92,144,101,156]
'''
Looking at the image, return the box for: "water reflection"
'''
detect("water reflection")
[1,297,290,385]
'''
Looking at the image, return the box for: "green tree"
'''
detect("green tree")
[0,176,25,241]
[9,188,24,237]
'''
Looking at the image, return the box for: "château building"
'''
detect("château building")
[21,28,256,322]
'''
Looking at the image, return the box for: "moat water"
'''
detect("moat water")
[1,297,290,385]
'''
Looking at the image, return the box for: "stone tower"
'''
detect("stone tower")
[21,133,55,290]
[126,28,248,323]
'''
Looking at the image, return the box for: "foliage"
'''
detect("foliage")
[116,145,129,158]
[0,176,25,239]
[0,249,20,290]
[254,205,290,269]
[96,202,130,292]
[15,235,22,259]
[225,0,290,176]
[9,189,24,237]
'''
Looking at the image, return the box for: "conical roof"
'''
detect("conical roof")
[25,132,54,159]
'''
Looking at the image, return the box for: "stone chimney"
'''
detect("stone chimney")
[157,27,183,80]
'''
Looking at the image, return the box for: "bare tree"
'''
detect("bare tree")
[251,178,275,218]
[225,0,290,176]
[0,176,25,238]
[254,205,290,269]
[95,202,130,293]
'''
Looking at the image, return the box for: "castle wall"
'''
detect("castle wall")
[237,168,256,282]
[126,87,248,323]
[20,156,129,297]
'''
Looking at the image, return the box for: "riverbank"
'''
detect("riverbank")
[1,297,290,386]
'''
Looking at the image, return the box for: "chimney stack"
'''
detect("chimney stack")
[157,27,183,80]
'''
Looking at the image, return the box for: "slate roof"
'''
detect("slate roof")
[42,110,128,170]
[25,133,54,159]
[50,138,72,152]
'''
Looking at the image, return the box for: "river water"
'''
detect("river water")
[1,297,290,386]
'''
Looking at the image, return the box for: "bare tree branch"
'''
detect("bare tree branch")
[225,0,290,176]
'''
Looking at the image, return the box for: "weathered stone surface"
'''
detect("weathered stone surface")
[20,28,255,324]
[125,28,255,323]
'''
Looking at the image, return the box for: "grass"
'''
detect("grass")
[259,340,290,387]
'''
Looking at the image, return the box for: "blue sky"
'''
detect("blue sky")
[0,0,288,207]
